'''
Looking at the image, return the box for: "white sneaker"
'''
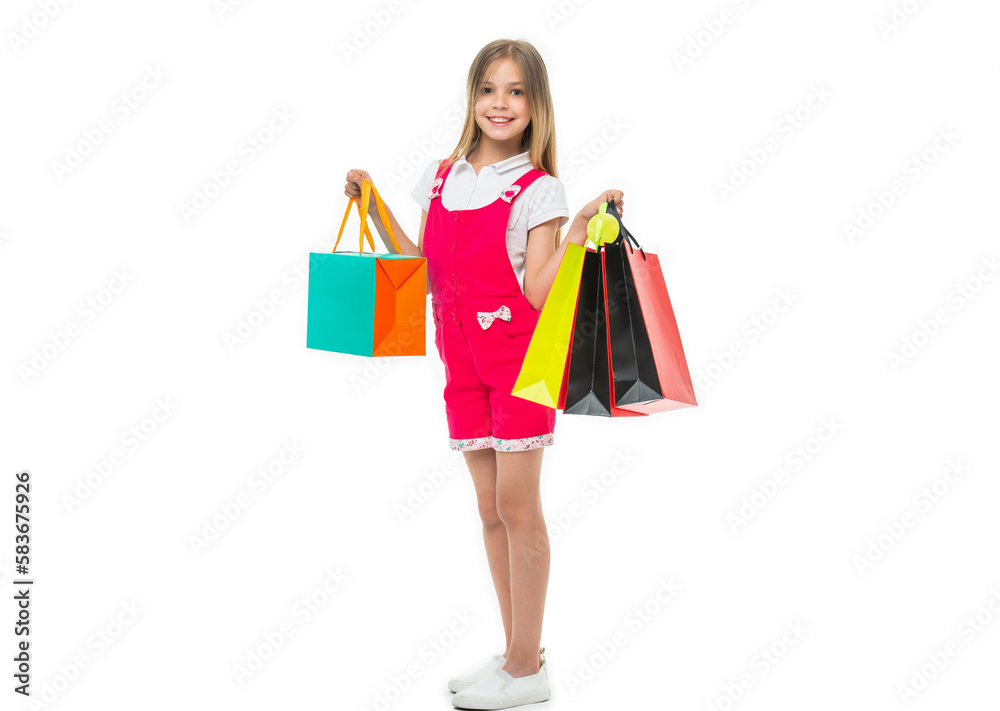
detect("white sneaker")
[448,654,506,693]
[452,656,550,709]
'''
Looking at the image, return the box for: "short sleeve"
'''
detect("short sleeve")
[410,159,440,213]
[526,175,570,232]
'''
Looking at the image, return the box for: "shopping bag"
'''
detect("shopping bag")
[601,206,663,407]
[607,201,697,413]
[558,243,645,417]
[558,199,697,417]
[510,241,587,407]
[306,179,426,357]
[559,245,611,415]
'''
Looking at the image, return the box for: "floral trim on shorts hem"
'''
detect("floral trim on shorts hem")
[492,434,554,451]
[449,436,493,451]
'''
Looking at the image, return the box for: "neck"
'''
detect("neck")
[469,135,524,166]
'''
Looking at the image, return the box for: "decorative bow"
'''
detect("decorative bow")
[476,304,511,330]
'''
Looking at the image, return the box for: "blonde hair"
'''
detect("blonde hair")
[444,38,562,246]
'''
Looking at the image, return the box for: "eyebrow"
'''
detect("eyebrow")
[483,81,523,86]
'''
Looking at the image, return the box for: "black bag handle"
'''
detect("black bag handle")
[604,198,646,261]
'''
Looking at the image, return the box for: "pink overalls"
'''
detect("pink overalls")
[424,159,557,452]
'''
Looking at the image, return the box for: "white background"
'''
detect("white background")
[2,0,998,709]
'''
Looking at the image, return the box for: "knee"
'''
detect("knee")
[495,494,540,529]
[477,498,503,528]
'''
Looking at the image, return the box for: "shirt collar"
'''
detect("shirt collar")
[455,145,531,174]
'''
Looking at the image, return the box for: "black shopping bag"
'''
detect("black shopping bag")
[561,245,613,416]
[601,200,664,407]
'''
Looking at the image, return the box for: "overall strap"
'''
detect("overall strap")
[436,158,455,182]
[514,167,547,189]
[498,167,547,205]
[427,159,456,201]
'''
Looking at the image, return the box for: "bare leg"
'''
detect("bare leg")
[462,448,545,664]
[495,447,548,677]
[462,449,513,657]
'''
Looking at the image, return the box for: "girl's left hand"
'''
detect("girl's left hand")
[578,190,624,224]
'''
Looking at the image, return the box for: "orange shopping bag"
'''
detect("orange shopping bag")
[306,179,426,357]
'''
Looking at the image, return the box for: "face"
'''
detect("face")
[474,57,531,146]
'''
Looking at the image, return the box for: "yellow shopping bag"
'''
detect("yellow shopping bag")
[511,241,587,407]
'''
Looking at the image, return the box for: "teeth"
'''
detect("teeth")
[490,117,512,123]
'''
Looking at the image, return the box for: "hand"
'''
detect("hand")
[345,169,376,212]
[576,190,624,224]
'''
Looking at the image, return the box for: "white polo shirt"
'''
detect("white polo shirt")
[410,147,569,294]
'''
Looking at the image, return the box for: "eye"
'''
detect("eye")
[481,87,524,95]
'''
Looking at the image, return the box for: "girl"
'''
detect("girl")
[345,38,623,710]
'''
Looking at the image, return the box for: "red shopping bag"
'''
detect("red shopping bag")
[556,201,697,416]
[612,200,697,413]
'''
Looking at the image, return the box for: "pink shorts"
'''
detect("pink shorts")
[432,301,556,452]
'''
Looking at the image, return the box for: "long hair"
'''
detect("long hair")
[444,39,561,246]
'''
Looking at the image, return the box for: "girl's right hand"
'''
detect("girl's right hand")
[345,169,373,201]
[577,190,624,224]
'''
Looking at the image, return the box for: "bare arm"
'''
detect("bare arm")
[365,198,420,256]
[523,214,588,310]
[366,202,431,296]
[344,169,430,294]
[523,189,625,310]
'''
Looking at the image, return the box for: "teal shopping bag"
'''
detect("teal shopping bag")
[306,180,426,357]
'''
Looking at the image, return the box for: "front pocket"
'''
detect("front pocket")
[495,311,538,342]
[432,312,444,357]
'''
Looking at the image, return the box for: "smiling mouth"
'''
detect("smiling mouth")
[488,116,513,125]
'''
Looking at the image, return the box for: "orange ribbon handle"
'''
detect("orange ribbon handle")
[333,195,374,253]
[332,179,402,254]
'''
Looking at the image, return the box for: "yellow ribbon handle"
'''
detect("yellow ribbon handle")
[332,178,403,254]
[586,201,620,248]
